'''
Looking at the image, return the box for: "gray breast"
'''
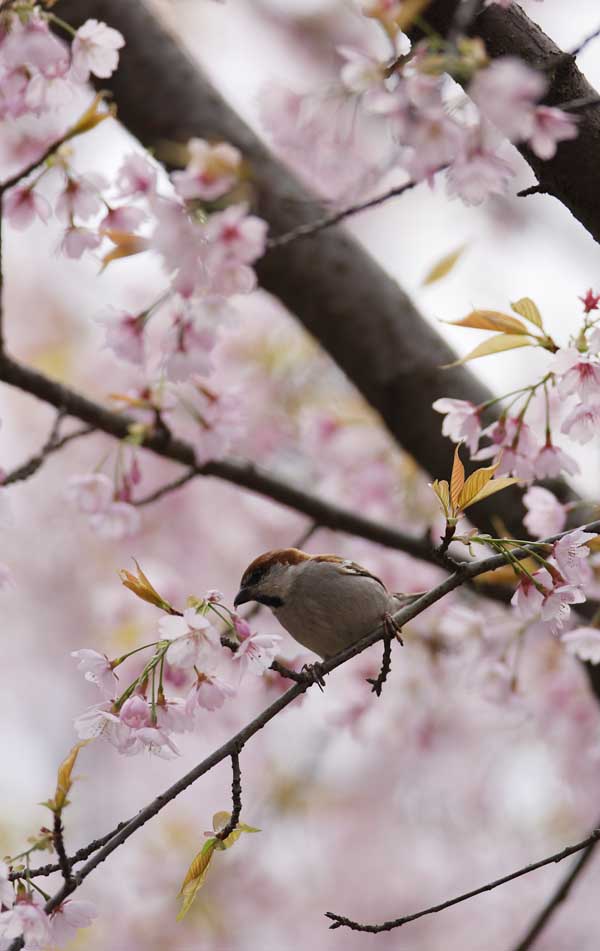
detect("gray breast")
[274,561,392,658]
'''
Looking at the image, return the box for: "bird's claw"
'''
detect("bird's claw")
[384,611,403,646]
[301,661,326,690]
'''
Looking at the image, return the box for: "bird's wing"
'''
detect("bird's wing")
[312,555,387,590]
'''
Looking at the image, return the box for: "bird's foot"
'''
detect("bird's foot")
[384,611,403,646]
[301,661,327,691]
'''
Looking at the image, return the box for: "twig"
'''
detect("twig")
[326,826,600,933]
[8,821,130,881]
[3,421,94,486]
[52,813,72,886]
[133,469,197,506]
[216,750,243,842]
[570,24,600,58]
[517,185,545,198]
[4,518,595,942]
[266,176,435,249]
[511,831,600,951]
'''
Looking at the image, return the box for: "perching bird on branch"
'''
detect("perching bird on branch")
[234,548,407,659]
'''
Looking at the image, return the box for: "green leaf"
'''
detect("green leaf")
[510,297,543,330]
[422,244,466,286]
[177,838,217,921]
[442,334,535,367]
[443,310,529,335]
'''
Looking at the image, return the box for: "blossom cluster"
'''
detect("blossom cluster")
[264,4,575,206]
[72,580,281,760]
[433,294,600,483]
[510,529,594,637]
[0,863,96,951]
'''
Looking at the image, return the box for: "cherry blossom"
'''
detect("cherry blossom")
[55,175,106,223]
[469,57,546,143]
[96,309,145,365]
[533,441,580,479]
[475,416,540,481]
[4,186,51,230]
[204,202,268,269]
[552,529,595,585]
[432,398,482,453]
[48,900,97,949]
[337,47,386,96]
[185,672,236,713]
[71,19,125,83]
[528,106,578,160]
[116,154,158,198]
[163,312,218,382]
[552,346,600,401]
[0,891,49,948]
[446,123,514,205]
[159,608,221,669]
[233,630,282,675]
[65,474,113,514]
[560,402,600,444]
[88,501,140,539]
[172,139,241,201]
[71,649,118,698]
[561,628,600,664]
[540,582,586,636]
[511,575,544,618]
[119,695,152,729]
[60,227,102,259]
[523,486,567,539]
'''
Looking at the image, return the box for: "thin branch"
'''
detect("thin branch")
[570,24,600,58]
[3,518,596,946]
[326,826,600,934]
[52,813,72,887]
[215,751,243,842]
[3,420,94,486]
[8,821,130,881]
[266,178,425,249]
[0,352,435,563]
[511,831,600,951]
[133,469,197,506]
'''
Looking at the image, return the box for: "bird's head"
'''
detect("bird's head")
[234,548,310,610]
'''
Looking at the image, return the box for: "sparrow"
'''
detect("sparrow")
[234,548,408,659]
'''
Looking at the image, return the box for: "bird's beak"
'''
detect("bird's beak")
[234,587,253,608]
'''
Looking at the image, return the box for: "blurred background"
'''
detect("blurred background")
[2,1,600,948]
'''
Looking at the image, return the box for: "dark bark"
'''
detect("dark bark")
[52,0,528,532]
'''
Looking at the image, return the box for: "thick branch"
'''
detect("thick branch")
[422,1,600,244]
[50,0,534,536]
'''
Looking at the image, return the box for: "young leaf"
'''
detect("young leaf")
[442,333,534,367]
[443,311,528,334]
[430,479,451,518]
[422,244,466,286]
[510,297,543,330]
[221,823,261,850]
[457,460,499,510]
[463,476,519,509]
[177,838,218,921]
[450,444,465,508]
[44,741,88,813]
